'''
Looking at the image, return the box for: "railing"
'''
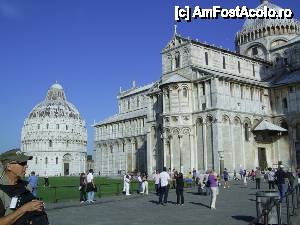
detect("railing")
[248,184,300,225]
[40,182,123,203]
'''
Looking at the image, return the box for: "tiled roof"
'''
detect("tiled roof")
[273,70,300,86]
[161,74,190,85]
[253,120,287,132]
[119,83,154,98]
[94,108,147,126]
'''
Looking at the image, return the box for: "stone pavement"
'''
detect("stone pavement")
[46,181,298,225]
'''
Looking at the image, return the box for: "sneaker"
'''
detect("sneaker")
[211,207,216,210]
[80,201,85,204]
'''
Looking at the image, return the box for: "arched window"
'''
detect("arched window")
[56,157,58,164]
[46,124,49,129]
[66,125,68,130]
[56,124,59,129]
[35,157,38,164]
[175,52,180,69]
[37,124,40,129]
[244,123,250,141]
[49,140,52,147]
[238,61,241,73]
[45,157,48,165]
[183,88,188,98]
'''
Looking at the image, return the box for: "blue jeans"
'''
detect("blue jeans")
[88,191,94,202]
[32,188,37,197]
[278,183,287,202]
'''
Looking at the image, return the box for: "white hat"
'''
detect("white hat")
[279,165,284,168]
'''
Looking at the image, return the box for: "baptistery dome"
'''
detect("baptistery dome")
[21,83,87,176]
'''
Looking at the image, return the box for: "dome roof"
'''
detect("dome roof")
[241,0,298,33]
[28,83,81,120]
[50,83,63,90]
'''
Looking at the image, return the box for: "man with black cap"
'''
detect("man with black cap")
[0,149,49,225]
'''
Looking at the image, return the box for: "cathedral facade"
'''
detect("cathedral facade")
[94,0,300,175]
[21,83,87,176]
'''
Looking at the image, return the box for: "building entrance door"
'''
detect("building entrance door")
[258,148,267,169]
[64,163,69,176]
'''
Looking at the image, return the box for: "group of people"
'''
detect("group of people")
[122,172,149,196]
[153,167,220,209]
[79,169,96,203]
[237,165,300,202]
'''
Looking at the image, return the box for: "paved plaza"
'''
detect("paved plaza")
[46,181,299,225]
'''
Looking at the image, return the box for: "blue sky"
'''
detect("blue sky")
[0,0,299,154]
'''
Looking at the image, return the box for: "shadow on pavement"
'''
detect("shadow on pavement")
[232,215,255,222]
[149,200,159,205]
[189,201,210,209]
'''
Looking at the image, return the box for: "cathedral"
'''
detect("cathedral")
[94,0,300,175]
[21,83,87,176]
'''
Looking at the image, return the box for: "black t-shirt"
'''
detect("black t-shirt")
[275,169,287,184]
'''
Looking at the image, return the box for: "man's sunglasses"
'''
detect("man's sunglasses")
[10,162,27,166]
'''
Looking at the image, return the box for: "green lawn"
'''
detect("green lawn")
[34,177,154,203]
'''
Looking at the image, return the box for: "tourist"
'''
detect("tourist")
[233,170,238,180]
[79,172,87,203]
[239,168,244,180]
[186,172,193,188]
[141,173,149,195]
[86,169,95,203]
[251,170,255,181]
[208,170,219,209]
[266,168,275,190]
[192,168,197,184]
[158,167,170,206]
[0,150,49,224]
[255,168,261,189]
[275,165,287,202]
[243,170,247,185]
[44,174,49,187]
[171,169,176,189]
[123,173,127,193]
[124,174,131,195]
[176,172,184,205]
[137,173,142,194]
[286,168,295,191]
[28,171,38,197]
[223,168,229,188]
[153,170,160,195]
[297,168,300,186]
